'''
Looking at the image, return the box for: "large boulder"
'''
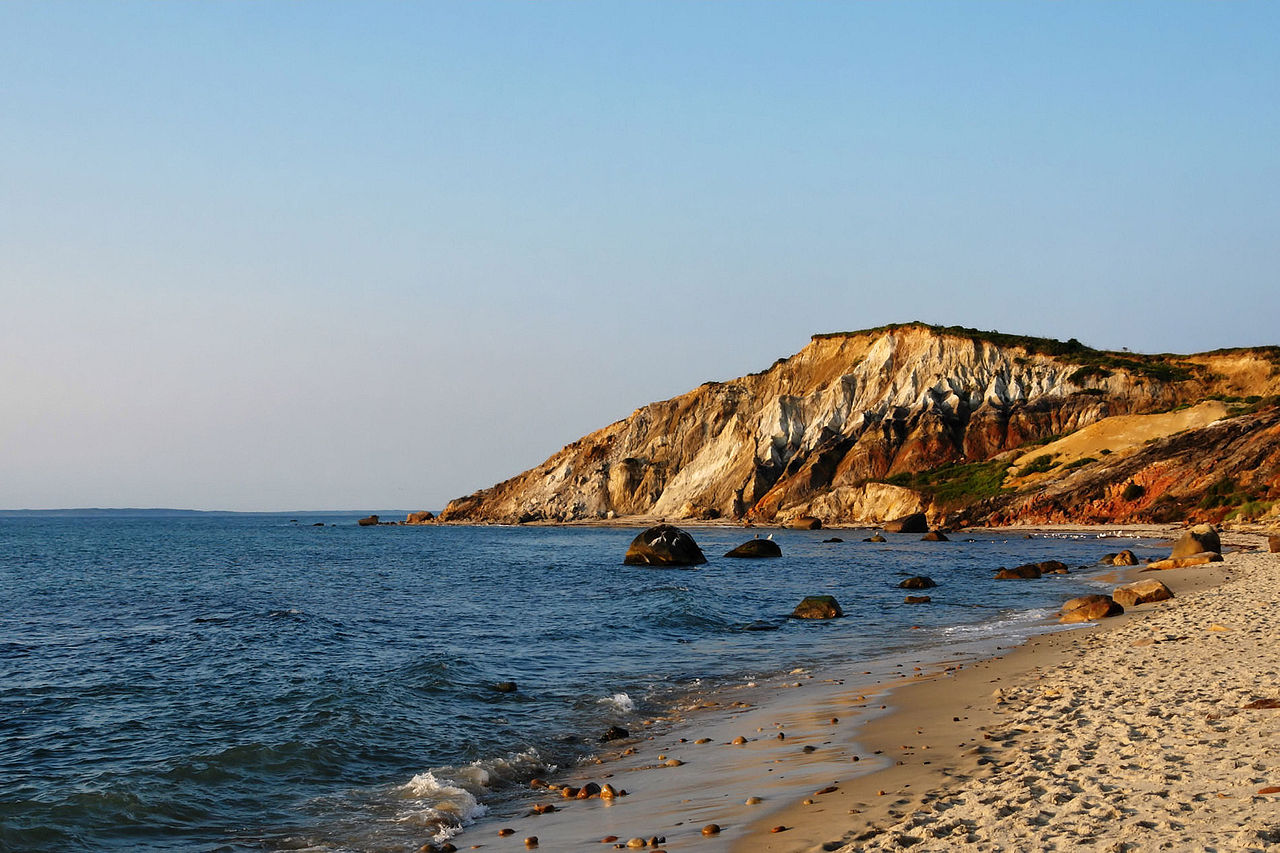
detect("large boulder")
[623,525,708,566]
[791,595,843,619]
[405,511,435,524]
[882,513,928,534]
[788,516,823,530]
[1109,550,1139,566]
[1142,552,1224,571]
[1060,594,1124,623]
[1112,579,1174,608]
[899,576,937,590]
[921,530,949,542]
[725,538,782,558]
[357,515,380,526]
[1170,524,1221,559]
[1269,535,1280,554]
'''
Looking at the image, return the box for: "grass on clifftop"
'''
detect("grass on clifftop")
[812,322,1197,382]
[881,459,1012,508]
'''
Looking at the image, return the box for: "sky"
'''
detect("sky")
[2,2,1277,512]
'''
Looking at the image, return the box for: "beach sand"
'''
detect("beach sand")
[459,528,1279,853]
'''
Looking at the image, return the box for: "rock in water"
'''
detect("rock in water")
[921,530,949,541]
[1170,523,1221,558]
[903,595,932,604]
[1110,549,1138,566]
[791,595,843,619]
[864,534,887,542]
[789,516,822,530]
[623,525,708,566]
[883,513,928,533]
[1112,579,1173,608]
[405,511,435,524]
[994,564,1042,579]
[1060,594,1124,623]
[899,576,937,589]
[725,538,782,558]
[357,515,380,526]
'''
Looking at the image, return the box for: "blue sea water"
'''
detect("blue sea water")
[0,516,1162,852]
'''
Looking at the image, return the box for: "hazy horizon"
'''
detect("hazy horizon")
[4,2,1277,512]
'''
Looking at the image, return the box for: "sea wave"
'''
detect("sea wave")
[597,692,635,713]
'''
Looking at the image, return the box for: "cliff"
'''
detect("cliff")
[439,324,1280,527]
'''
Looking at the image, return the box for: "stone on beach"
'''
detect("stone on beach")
[1112,579,1174,608]
[1270,535,1280,553]
[623,525,707,566]
[1143,552,1224,570]
[1170,523,1221,558]
[724,538,782,558]
[791,595,844,619]
[882,513,928,533]
[1059,594,1124,623]
[1108,549,1139,566]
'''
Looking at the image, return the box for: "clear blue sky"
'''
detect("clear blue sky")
[2,2,1277,511]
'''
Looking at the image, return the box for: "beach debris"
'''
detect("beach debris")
[791,594,844,619]
[1258,786,1280,794]
[701,824,721,836]
[623,525,707,567]
[815,785,839,795]
[1208,623,1230,632]
[899,576,937,589]
[1171,523,1222,558]
[1059,594,1124,623]
[1112,579,1174,608]
[724,538,782,558]
[1243,698,1280,709]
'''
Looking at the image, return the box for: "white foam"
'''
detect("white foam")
[598,692,635,712]
[394,772,487,842]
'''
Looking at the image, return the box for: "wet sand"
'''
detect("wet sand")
[458,527,1276,853]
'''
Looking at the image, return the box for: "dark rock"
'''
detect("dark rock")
[600,725,629,743]
[1060,594,1123,623]
[357,515,380,526]
[743,620,781,631]
[994,564,1042,580]
[864,534,887,543]
[791,595,843,619]
[921,531,949,542]
[1038,560,1070,574]
[898,576,937,590]
[823,537,844,543]
[883,513,928,534]
[789,516,823,530]
[406,510,435,524]
[1171,523,1221,558]
[623,525,708,566]
[903,595,932,604]
[493,681,518,693]
[312,522,325,527]
[725,538,782,558]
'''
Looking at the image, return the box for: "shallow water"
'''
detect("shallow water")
[0,516,1161,851]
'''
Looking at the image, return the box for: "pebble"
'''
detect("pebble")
[663,758,684,767]
[803,798,815,805]
[771,825,788,833]
[498,828,515,837]
[601,837,618,844]
[701,824,721,836]
[600,783,617,798]
[694,737,712,744]
[745,796,763,805]
[731,736,747,745]
[626,839,647,849]
[524,838,538,849]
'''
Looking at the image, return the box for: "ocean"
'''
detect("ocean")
[0,515,1161,851]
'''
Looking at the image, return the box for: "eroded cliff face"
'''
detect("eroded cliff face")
[439,325,1280,525]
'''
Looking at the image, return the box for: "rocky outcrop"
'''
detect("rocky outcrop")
[1171,524,1222,558]
[725,538,782,558]
[438,324,1280,526]
[623,525,707,567]
[357,515,380,526]
[791,595,843,619]
[883,512,929,534]
[405,511,435,524]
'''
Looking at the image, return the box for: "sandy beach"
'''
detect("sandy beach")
[460,527,1280,853]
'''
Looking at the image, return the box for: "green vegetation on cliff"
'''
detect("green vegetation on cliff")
[881,459,1011,508]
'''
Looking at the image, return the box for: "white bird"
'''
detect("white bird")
[766,533,774,540]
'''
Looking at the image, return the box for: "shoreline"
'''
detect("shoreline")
[448,523,1262,851]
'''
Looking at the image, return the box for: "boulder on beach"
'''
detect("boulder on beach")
[1171,523,1221,559]
[1109,550,1139,566]
[788,516,823,530]
[1142,552,1224,571]
[725,538,782,558]
[1112,579,1174,608]
[899,576,937,590]
[1270,535,1280,554]
[791,595,843,619]
[882,513,928,534]
[623,524,707,566]
[405,511,435,524]
[1038,560,1070,575]
[357,515,380,527]
[1060,594,1124,623]
[921,530,949,542]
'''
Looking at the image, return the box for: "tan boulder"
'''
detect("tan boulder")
[791,595,843,619]
[1110,550,1138,566]
[1112,579,1174,608]
[405,511,435,524]
[789,516,823,530]
[1170,524,1221,558]
[1270,535,1280,554]
[1142,552,1224,571]
[883,513,928,534]
[994,563,1041,580]
[1060,594,1124,623]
